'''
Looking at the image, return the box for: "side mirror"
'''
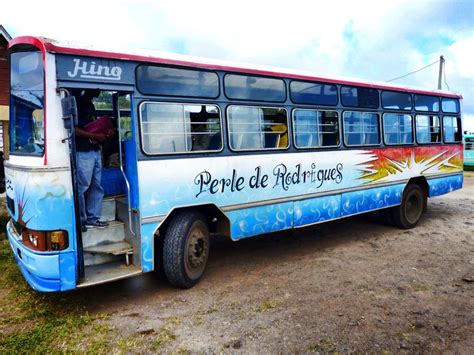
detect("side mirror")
[61,95,78,129]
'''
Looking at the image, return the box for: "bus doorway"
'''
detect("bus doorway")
[69,89,140,286]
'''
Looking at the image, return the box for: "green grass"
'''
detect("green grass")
[0,213,185,352]
[306,337,338,352]
[0,215,9,233]
[252,299,281,313]
[0,231,181,352]
[0,233,113,352]
[152,327,177,349]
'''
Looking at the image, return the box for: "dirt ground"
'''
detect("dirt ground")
[69,173,474,353]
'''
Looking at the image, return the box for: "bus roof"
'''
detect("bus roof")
[10,36,463,99]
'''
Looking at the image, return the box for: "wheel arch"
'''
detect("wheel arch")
[406,176,429,211]
[155,203,231,239]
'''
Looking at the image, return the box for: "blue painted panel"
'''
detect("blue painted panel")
[227,202,293,240]
[141,223,159,272]
[341,184,405,216]
[7,227,60,279]
[7,224,61,292]
[59,252,77,291]
[16,259,61,292]
[428,174,463,197]
[101,168,126,197]
[294,194,341,227]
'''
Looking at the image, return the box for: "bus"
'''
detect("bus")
[5,36,464,292]
[464,132,474,168]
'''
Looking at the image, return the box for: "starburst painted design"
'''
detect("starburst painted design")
[358,146,463,184]
[16,184,32,227]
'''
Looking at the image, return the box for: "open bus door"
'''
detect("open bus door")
[61,89,141,286]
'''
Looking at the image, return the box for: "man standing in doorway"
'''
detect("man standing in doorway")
[74,89,113,232]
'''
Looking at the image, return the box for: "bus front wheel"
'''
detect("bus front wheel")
[163,211,210,288]
[391,183,425,229]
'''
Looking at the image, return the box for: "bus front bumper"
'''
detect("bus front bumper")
[6,220,62,292]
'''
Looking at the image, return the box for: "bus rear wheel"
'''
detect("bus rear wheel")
[391,183,425,229]
[163,211,210,288]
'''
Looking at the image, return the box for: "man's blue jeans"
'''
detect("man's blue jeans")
[76,150,104,225]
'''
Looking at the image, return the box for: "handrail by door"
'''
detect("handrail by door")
[114,94,135,237]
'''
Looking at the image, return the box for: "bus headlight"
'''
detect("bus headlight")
[20,228,68,252]
[24,230,46,251]
[48,231,68,251]
[28,233,39,247]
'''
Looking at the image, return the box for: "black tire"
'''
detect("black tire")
[163,211,210,288]
[153,231,166,280]
[380,207,395,226]
[391,183,426,229]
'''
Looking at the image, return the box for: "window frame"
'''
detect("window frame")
[340,85,380,109]
[289,80,338,106]
[414,114,441,145]
[226,104,289,152]
[382,112,414,146]
[9,49,46,157]
[342,110,381,147]
[135,65,220,99]
[138,100,224,156]
[414,94,440,113]
[441,97,460,114]
[223,73,287,103]
[442,115,462,143]
[291,108,340,150]
[381,90,413,111]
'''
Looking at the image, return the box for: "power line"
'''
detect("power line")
[386,59,440,83]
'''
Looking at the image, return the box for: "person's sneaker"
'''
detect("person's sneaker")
[81,224,88,233]
[86,220,109,229]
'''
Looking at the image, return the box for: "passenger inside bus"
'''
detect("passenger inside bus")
[190,105,221,151]
[267,112,288,148]
[74,89,115,231]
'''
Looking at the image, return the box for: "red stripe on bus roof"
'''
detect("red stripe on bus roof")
[11,36,463,99]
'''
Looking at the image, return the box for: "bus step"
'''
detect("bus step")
[82,220,125,248]
[84,241,134,266]
[115,197,128,224]
[78,261,141,288]
[100,198,117,222]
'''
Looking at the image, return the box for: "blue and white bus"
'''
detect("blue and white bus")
[6,36,464,292]
[464,132,474,168]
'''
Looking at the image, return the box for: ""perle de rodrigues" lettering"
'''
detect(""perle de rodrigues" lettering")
[194,163,343,197]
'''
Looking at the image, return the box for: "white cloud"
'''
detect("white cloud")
[447,36,474,79]
[463,114,474,133]
[1,0,473,118]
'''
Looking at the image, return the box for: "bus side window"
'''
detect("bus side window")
[383,113,413,145]
[140,103,222,154]
[293,109,339,148]
[443,116,462,143]
[343,111,379,146]
[190,106,222,152]
[416,115,440,144]
[228,106,288,151]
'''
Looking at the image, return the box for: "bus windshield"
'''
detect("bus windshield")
[10,50,45,155]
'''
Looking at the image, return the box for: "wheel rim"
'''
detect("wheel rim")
[184,223,209,279]
[405,191,422,224]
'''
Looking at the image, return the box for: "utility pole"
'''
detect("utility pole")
[438,55,445,90]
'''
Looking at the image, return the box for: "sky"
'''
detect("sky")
[2,0,474,131]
